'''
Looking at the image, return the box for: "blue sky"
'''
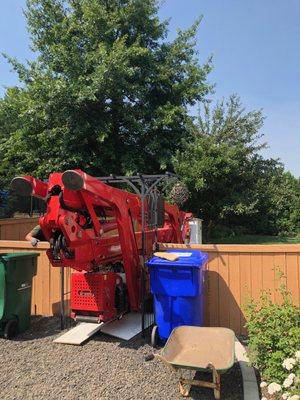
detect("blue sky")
[0,0,299,177]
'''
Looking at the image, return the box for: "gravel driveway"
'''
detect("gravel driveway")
[0,317,243,400]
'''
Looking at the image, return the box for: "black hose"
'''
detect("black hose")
[59,192,88,216]
[144,354,155,362]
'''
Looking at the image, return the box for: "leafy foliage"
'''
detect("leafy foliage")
[173,95,300,239]
[244,277,300,382]
[0,0,211,184]
[173,95,266,237]
[240,168,300,236]
[271,173,300,235]
[0,1,299,238]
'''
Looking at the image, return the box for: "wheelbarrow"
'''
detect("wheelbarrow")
[146,326,235,399]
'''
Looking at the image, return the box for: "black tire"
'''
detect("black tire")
[115,283,128,315]
[151,325,159,348]
[144,294,154,313]
[3,319,18,339]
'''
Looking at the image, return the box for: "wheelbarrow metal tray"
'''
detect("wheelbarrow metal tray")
[161,326,235,373]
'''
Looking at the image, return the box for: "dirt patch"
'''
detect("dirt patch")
[0,317,243,400]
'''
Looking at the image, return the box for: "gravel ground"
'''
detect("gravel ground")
[0,317,243,400]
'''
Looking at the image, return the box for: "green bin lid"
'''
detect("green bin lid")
[0,252,39,261]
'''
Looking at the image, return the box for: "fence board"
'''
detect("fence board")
[0,218,39,241]
[286,253,300,307]
[262,252,275,301]
[239,253,251,335]
[250,252,263,303]
[274,253,286,304]
[0,240,299,335]
[218,253,230,329]
[228,253,241,334]
[206,252,219,327]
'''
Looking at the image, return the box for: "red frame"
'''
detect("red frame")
[15,170,192,312]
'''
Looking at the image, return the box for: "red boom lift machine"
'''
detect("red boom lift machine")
[11,170,192,331]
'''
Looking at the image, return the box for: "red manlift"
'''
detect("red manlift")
[11,170,192,329]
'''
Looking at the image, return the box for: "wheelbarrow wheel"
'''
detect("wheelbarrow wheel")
[3,319,18,339]
[151,325,159,348]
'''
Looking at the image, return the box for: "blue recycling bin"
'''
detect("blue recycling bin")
[147,249,208,342]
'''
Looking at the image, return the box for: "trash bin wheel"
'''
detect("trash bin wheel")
[3,319,18,339]
[151,325,159,348]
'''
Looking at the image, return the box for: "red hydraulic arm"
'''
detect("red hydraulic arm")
[11,170,192,313]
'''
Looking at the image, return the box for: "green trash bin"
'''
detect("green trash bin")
[0,252,38,339]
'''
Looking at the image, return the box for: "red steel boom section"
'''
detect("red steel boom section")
[12,170,192,320]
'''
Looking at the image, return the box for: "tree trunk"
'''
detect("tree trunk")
[205,219,214,243]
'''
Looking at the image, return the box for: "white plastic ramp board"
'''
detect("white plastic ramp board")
[99,312,153,340]
[53,322,103,345]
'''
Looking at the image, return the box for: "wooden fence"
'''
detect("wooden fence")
[0,240,299,335]
[160,243,300,335]
[0,217,39,240]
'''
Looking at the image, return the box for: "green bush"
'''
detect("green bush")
[209,224,235,240]
[244,279,300,382]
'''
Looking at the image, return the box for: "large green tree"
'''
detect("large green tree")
[172,95,300,238]
[0,0,211,183]
[173,95,264,235]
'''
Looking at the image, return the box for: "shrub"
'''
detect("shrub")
[244,278,300,382]
[260,353,300,399]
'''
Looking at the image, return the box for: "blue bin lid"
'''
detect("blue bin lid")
[147,249,208,268]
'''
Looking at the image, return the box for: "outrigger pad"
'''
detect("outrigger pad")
[11,177,33,196]
[100,312,153,340]
[53,313,154,345]
[62,170,84,191]
[53,322,102,345]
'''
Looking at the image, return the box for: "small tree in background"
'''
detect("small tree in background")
[0,0,212,184]
[173,95,265,238]
[271,172,300,235]
[173,95,300,239]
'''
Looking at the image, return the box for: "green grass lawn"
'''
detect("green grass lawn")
[209,234,300,244]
